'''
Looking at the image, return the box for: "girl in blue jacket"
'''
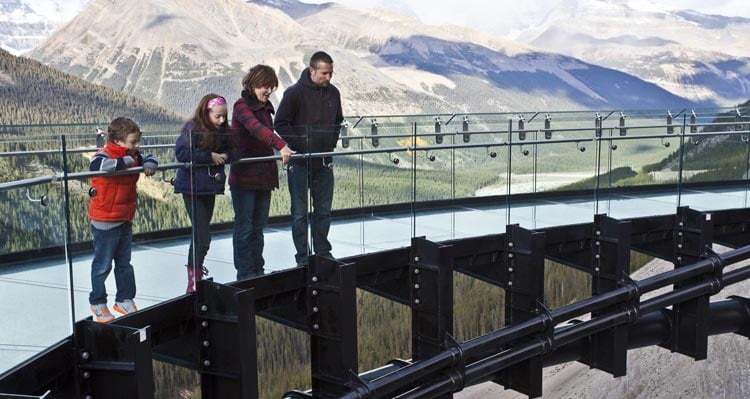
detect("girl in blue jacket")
[174,94,230,293]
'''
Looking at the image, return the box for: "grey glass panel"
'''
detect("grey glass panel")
[0,135,71,374]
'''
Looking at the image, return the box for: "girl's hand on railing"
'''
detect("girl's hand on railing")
[212,152,228,165]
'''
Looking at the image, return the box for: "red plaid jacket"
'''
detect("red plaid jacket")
[228,91,287,191]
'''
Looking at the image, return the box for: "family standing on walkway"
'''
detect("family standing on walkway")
[171,51,342,296]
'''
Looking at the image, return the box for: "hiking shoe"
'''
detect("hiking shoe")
[91,304,114,323]
[113,299,138,315]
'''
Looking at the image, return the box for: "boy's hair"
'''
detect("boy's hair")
[191,93,228,149]
[309,51,333,69]
[241,65,278,93]
[107,117,141,143]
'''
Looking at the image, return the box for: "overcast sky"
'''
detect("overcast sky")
[304,0,750,38]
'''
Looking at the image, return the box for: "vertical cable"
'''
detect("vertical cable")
[411,121,417,238]
[677,114,686,208]
[61,135,76,337]
[506,119,512,226]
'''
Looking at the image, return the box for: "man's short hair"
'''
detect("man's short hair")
[309,51,334,69]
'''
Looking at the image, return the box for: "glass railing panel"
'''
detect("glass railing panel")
[506,112,599,229]
[0,136,71,374]
[338,120,416,252]
[677,107,750,211]
[598,133,681,219]
[417,116,512,239]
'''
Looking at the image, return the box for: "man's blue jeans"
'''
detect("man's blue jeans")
[231,188,271,280]
[89,222,135,305]
[287,163,334,266]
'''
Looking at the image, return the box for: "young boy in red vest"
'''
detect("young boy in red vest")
[88,117,158,322]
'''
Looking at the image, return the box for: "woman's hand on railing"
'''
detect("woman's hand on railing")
[279,145,295,165]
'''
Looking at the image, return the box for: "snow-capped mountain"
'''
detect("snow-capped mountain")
[25,0,697,117]
[519,0,750,105]
[0,0,90,54]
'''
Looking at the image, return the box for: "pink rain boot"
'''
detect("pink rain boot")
[186,266,196,294]
[186,265,207,294]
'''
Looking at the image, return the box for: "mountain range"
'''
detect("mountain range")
[1,0,748,120]
[519,0,750,106]
[13,0,704,118]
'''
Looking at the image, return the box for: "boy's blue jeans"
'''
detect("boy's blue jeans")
[89,222,135,305]
[287,163,334,266]
[231,189,271,280]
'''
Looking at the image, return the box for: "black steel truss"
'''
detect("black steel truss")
[1,206,749,399]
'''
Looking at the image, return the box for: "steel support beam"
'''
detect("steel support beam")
[75,320,154,399]
[308,255,358,398]
[196,280,258,398]
[496,225,546,398]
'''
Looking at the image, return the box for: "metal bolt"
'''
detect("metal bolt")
[414,299,420,304]
[595,267,600,272]
[507,281,513,287]
[678,244,682,249]
[508,242,514,247]
[81,352,90,360]
[595,254,600,259]
[84,395,92,399]
[595,241,600,246]
[313,306,319,313]
[677,256,682,262]
[678,231,683,236]
[508,253,514,258]
[203,340,210,347]
[414,268,420,274]
[508,268,513,272]
[312,289,318,296]
[203,360,211,367]
[313,324,319,330]
[200,304,208,312]
[596,230,601,236]
[414,256,420,262]
[414,284,420,289]
[679,222,684,227]
[82,371,91,379]
[311,276,318,282]
[201,321,209,328]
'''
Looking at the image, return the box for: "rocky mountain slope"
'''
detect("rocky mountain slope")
[521,0,750,105]
[25,0,698,118]
[0,0,90,54]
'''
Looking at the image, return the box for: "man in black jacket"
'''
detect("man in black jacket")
[275,51,343,266]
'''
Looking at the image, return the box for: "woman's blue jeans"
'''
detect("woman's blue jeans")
[231,188,271,280]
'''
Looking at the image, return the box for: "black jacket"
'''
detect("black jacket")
[274,69,343,164]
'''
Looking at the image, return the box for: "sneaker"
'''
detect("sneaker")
[90,304,114,323]
[113,299,138,315]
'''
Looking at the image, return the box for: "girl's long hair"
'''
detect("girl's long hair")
[189,93,228,150]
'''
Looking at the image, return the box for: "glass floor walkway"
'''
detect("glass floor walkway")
[2,185,750,373]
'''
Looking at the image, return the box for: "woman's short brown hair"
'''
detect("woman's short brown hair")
[241,64,278,92]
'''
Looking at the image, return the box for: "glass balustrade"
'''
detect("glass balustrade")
[1,106,749,375]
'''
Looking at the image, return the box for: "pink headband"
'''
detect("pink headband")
[207,97,226,109]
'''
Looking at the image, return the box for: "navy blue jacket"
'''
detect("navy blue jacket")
[274,69,343,166]
[173,120,230,195]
